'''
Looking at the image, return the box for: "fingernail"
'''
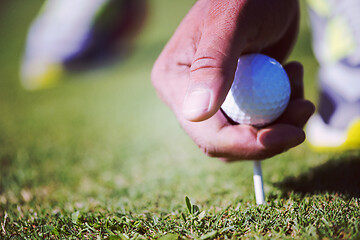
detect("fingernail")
[182,88,212,120]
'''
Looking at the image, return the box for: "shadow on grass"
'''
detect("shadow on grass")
[276,152,360,198]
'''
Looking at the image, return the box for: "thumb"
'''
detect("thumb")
[182,18,244,122]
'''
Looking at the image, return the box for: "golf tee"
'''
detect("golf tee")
[253,160,265,205]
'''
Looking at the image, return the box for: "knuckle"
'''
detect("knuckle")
[190,56,221,73]
[194,137,218,158]
[190,48,227,74]
[199,144,216,157]
[201,146,218,158]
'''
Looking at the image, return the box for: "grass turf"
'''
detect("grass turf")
[1,0,360,239]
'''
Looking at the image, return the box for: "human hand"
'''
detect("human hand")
[152,0,315,161]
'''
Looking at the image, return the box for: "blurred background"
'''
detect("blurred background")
[0,0,326,212]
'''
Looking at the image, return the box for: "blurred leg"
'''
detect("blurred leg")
[306,0,360,151]
[21,0,148,90]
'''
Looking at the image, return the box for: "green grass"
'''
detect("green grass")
[1,0,360,239]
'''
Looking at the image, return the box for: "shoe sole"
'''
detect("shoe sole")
[306,114,360,152]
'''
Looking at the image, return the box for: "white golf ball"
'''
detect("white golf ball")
[221,54,291,127]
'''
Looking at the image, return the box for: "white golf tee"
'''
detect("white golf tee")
[253,160,265,205]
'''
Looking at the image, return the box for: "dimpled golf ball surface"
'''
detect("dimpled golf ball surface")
[221,54,291,126]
